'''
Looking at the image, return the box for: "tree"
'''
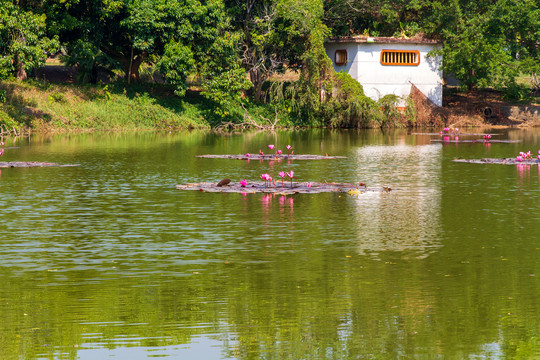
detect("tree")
[0,0,58,80]
[442,17,511,91]
[225,0,327,102]
[54,0,229,85]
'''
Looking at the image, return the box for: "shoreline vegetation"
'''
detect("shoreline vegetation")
[1,70,538,135]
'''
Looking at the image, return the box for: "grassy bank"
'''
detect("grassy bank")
[1,77,538,134]
[0,80,217,132]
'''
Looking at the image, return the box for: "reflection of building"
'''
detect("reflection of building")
[325,37,443,106]
[352,144,442,259]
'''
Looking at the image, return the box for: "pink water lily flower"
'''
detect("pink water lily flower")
[516,156,523,162]
[287,171,294,188]
[268,144,274,150]
[286,145,292,156]
[261,173,270,187]
[279,171,286,186]
[277,149,282,156]
[245,153,250,158]
[240,179,248,187]
[306,182,312,188]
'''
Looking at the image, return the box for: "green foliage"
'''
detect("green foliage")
[284,19,334,126]
[63,39,119,84]
[376,94,402,128]
[520,57,540,94]
[502,82,533,102]
[0,89,6,103]
[157,41,195,97]
[0,108,18,129]
[0,0,59,80]
[225,0,328,102]
[199,32,252,116]
[56,0,229,90]
[442,15,514,91]
[47,92,66,103]
[0,79,214,130]
[323,72,376,128]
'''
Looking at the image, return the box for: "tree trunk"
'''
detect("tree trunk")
[122,53,144,82]
[14,53,27,81]
[250,68,268,103]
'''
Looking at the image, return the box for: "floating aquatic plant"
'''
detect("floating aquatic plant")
[279,171,286,187]
[287,171,294,188]
[261,173,271,187]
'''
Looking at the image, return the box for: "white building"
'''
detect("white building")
[325,36,443,106]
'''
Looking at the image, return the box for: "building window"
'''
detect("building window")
[380,50,420,66]
[335,50,347,66]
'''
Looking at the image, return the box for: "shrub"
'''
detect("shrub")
[503,82,533,102]
[48,92,66,103]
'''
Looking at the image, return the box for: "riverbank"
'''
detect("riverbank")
[1,75,538,134]
[443,89,540,128]
[0,79,212,133]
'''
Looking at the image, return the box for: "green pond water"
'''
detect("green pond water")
[1,128,540,359]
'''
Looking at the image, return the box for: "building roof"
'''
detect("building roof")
[326,36,442,45]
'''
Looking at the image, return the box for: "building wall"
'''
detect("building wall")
[325,42,360,80]
[325,42,443,106]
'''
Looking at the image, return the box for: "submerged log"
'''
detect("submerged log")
[0,162,78,168]
[196,154,346,161]
[176,181,391,195]
[453,158,539,165]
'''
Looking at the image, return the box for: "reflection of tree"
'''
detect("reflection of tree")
[4,130,540,359]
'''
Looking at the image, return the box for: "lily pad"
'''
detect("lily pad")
[196,154,346,161]
[452,158,539,165]
[176,181,391,195]
[0,162,79,168]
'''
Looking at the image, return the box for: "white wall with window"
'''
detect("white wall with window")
[325,37,443,106]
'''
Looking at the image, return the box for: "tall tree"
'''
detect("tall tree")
[0,0,58,80]
[52,0,229,85]
[225,0,326,102]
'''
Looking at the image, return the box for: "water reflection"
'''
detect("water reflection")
[2,131,540,359]
[352,144,442,259]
